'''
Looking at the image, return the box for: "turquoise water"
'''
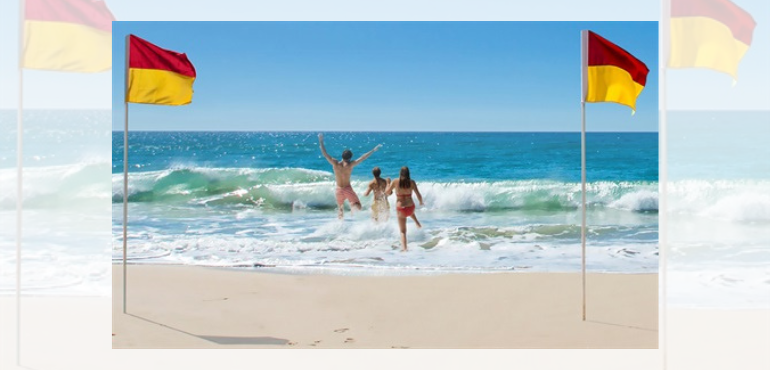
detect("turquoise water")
[112,131,658,273]
[0,110,110,295]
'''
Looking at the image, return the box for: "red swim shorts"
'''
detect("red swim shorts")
[335,185,360,205]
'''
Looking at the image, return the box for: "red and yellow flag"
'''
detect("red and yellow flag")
[127,35,196,106]
[23,0,115,72]
[584,31,649,112]
[669,0,756,79]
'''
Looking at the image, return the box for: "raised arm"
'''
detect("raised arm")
[412,180,424,206]
[318,133,335,165]
[351,144,382,166]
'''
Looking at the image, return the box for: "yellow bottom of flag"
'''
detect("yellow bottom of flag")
[586,65,645,112]
[23,21,111,73]
[128,68,195,106]
[669,16,750,79]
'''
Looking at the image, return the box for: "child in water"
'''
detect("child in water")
[363,167,391,222]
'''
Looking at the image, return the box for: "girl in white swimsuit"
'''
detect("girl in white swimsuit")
[364,167,391,222]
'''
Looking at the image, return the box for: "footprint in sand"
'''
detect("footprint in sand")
[344,338,355,343]
[334,328,349,333]
[287,341,298,346]
[391,345,409,349]
[309,340,322,347]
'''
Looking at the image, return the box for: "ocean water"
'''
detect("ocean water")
[0,110,111,296]
[112,131,659,274]
[5,110,768,308]
[665,111,770,308]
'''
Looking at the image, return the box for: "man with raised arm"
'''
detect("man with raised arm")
[318,133,382,219]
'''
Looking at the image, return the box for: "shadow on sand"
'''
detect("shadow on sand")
[587,319,658,332]
[125,313,290,346]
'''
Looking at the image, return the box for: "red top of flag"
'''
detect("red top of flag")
[587,31,649,87]
[129,35,197,78]
[25,0,115,32]
[672,0,756,45]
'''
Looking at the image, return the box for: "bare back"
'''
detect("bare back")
[392,179,416,208]
[318,134,381,188]
[331,160,355,187]
[372,178,388,199]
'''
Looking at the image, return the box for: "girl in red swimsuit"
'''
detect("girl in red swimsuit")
[385,166,424,251]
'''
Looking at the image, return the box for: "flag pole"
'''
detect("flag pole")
[580,30,588,321]
[16,0,26,365]
[123,34,130,314]
[659,2,670,367]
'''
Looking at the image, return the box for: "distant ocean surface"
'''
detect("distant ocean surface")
[111,131,659,274]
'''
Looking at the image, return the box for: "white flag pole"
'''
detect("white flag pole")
[123,34,130,314]
[17,0,27,365]
[580,30,588,321]
[659,2,670,367]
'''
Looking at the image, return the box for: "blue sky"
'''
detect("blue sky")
[112,22,658,132]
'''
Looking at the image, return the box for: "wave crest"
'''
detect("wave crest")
[669,180,770,222]
[111,167,658,213]
[0,162,110,209]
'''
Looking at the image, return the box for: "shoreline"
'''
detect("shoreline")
[110,261,660,275]
[113,265,658,349]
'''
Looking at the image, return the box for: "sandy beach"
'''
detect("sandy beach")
[112,265,657,348]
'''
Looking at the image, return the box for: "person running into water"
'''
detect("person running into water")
[363,167,391,222]
[318,133,382,219]
[385,166,424,251]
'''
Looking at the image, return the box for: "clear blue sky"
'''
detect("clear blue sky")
[112,22,658,132]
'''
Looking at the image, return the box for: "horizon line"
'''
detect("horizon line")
[109,130,659,133]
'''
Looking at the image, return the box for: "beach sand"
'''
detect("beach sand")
[111,265,657,349]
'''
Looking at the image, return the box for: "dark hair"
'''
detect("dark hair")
[399,166,411,189]
[372,167,381,178]
[342,149,353,161]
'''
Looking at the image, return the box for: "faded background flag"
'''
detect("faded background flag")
[668,0,757,79]
[23,0,115,72]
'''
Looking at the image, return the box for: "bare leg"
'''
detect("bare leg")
[410,214,422,228]
[397,216,407,251]
[337,204,344,219]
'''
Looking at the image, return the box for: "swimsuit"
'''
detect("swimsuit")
[335,185,360,205]
[372,196,390,221]
[370,180,390,221]
[396,193,415,217]
[397,204,415,217]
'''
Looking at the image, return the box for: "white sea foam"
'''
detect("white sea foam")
[608,190,659,211]
[701,193,770,223]
[669,179,770,223]
[0,161,110,210]
[110,214,657,274]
